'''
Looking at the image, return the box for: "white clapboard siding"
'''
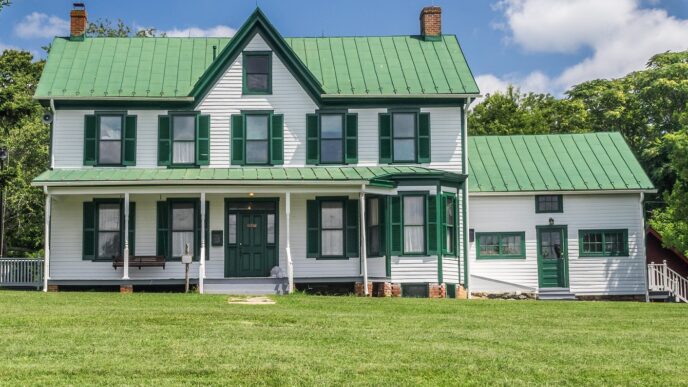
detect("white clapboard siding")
[443,258,460,284]
[468,193,645,295]
[51,33,465,173]
[391,256,438,283]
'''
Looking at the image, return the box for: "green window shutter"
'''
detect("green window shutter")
[82,201,95,260]
[128,202,136,256]
[389,196,402,255]
[345,113,358,164]
[427,195,438,255]
[379,113,392,164]
[346,200,359,257]
[83,115,97,165]
[440,195,448,253]
[306,114,319,164]
[193,200,210,261]
[156,201,169,258]
[123,115,137,166]
[270,114,284,165]
[196,114,210,165]
[231,114,245,165]
[306,200,319,257]
[418,112,431,163]
[157,115,171,166]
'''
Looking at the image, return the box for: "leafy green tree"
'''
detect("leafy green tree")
[87,18,165,37]
[0,50,47,256]
[469,85,590,135]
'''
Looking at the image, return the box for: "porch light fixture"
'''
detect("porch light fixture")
[249,192,254,197]
[549,217,554,226]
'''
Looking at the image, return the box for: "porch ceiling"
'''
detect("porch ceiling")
[33,166,465,188]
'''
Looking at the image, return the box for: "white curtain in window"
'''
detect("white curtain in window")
[403,196,424,225]
[172,231,194,257]
[404,226,424,253]
[98,204,120,231]
[321,230,343,256]
[173,142,195,163]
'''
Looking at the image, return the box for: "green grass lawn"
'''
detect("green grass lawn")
[0,291,687,385]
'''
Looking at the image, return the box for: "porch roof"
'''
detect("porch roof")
[32,166,465,187]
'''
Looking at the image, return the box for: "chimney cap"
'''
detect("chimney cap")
[73,2,85,10]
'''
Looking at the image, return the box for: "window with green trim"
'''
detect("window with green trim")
[320,114,344,164]
[171,202,195,258]
[393,113,416,162]
[306,197,359,259]
[82,199,135,261]
[476,232,525,259]
[367,197,381,257]
[321,200,345,257]
[231,111,284,166]
[579,229,628,257]
[536,195,563,213]
[98,115,123,165]
[243,52,271,94]
[172,115,195,165]
[378,111,430,164]
[97,202,121,259]
[156,199,209,261]
[442,194,457,255]
[403,195,425,254]
[245,113,270,165]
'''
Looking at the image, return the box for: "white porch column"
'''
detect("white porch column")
[285,191,294,293]
[123,192,130,280]
[43,193,51,292]
[359,185,368,296]
[199,192,206,294]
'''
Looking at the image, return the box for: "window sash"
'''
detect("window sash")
[579,229,628,257]
[98,115,123,165]
[443,196,456,255]
[171,202,195,258]
[172,115,196,164]
[392,113,417,162]
[244,114,271,165]
[320,201,344,257]
[244,53,270,93]
[536,195,562,213]
[96,202,122,260]
[367,198,381,256]
[403,195,425,254]
[476,232,525,259]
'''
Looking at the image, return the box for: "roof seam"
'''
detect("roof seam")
[443,37,466,92]
[352,38,368,94]
[591,133,627,188]
[569,135,602,189]
[472,138,495,191]
[520,137,548,190]
[507,136,536,190]
[581,134,612,188]
[389,38,410,93]
[542,135,574,189]
[607,133,644,188]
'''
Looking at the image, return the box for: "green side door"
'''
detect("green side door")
[537,226,569,288]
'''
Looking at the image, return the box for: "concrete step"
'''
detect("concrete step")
[204,277,288,295]
[538,287,577,300]
[648,290,673,302]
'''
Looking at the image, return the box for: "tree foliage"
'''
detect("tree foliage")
[86,18,165,37]
[0,51,47,256]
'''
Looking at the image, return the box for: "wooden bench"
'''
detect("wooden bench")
[113,256,166,269]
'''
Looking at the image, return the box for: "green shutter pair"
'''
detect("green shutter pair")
[366,197,386,258]
[378,112,431,164]
[156,200,209,260]
[82,200,135,260]
[158,114,210,166]
[231,113,284,165]
[306,113,358,164]
[306,199,359,258]
[387,194,438,256]
[84,114,137,165]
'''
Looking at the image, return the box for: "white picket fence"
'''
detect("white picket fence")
[0,258,44,288]
[647,261,688,303]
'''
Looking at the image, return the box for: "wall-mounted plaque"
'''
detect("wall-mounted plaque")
[211,230,223,247]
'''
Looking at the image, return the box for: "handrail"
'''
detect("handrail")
[648,261,688,303]
[0,258,44,287]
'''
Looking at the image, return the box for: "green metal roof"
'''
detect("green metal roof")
[35,35,478,99]
[468,132,655,193]
[32,166,462,187]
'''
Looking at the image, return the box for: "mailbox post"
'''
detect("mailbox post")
[181,243,193,293]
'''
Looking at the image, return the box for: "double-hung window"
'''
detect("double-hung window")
[98,115,123,165]
[403,195,425,254]
[320,114,344,164]
[476,232,525,259]
[536,195,563,213]
[393,113,417,162]
[172,115,195,165]
[443,195,456,255]
[245,114,270,164]
[171,202,195,259]
[579,229,628,257]
[243,52,271,94]
[97,203,121,259]
[367,197,381,257]
[320,201,345,257]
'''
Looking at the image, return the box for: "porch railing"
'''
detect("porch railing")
[648,261,688,303]
[0,258,44,288]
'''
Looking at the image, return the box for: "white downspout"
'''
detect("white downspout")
[285,191,294,293]
[463,100,472,299]
[360,185,368,296]
[43,191,51,292]
[199,191,206,294]
[49,99,55,169]
[640,192,649,302]
[123,192,130,280]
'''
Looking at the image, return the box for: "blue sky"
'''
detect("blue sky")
[1,0,687,97]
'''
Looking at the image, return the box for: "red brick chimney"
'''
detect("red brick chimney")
[70,3,87,41]
[420,6,441,40]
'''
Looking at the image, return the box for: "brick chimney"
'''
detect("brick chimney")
[70,3,87,41]
[420,6,441,40]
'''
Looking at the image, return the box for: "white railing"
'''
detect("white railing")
[0,258,44,287]
[648,261,688,303]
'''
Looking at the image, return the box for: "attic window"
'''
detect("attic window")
[243,52,271,94]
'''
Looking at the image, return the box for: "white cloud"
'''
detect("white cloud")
[14,12,69,39]
[163,25,236,37]
[487,0,688,96]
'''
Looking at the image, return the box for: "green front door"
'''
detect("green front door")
[537,226,568,288]
[225,201,278,277]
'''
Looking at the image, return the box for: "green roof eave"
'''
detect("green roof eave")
[31,166,464,188]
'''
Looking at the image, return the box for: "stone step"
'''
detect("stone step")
[204,278,288,295]
[537,288,577,300]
